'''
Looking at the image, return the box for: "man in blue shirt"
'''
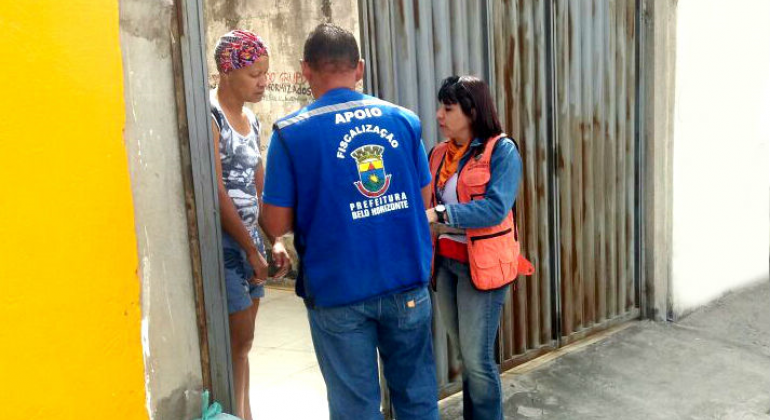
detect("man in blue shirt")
[260,24,438,420]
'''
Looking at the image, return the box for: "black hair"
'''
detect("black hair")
[303,23,360,72]
[437,75,503,141]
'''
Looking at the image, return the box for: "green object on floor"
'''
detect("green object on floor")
[193,390,241,420]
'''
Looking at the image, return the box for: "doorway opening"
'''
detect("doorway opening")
[175,1,363,418]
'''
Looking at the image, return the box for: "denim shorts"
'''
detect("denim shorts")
[222,232,266,314]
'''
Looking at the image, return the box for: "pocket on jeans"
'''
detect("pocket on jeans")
[397,287,431,329]
[222,247,244,271]
[313,304,365,334]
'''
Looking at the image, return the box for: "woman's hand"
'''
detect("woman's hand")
[432,223,465,236]
[270,239,292,278]
[247,250,269,285]
[426,208,439,224]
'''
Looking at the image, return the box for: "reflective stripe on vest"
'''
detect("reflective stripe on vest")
[429,134,533,290]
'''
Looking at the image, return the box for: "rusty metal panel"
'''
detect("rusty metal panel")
[580,0,597,330]
[624,0,637,311]
[569,0,585,333]
[489,0,641,364]
[521,0,540,351]
[450,0,468,75]
[534,0,553,347]
[616,0,629,317]
[554,0,574,338]
[606,0,619,319]
[491,0,558,369]
[359,0,642,400]
[432,0,453,86]
[371,1,396,102]
[593,0,608,324]
[466,0,486,78]
[415,0,437,149]
[393,0,419,112]
[552,0,640,341]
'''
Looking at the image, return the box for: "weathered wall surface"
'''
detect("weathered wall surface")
[0,1,147,418]
[671,0,770,316]
[204,0,360,149]
[640,0,678,321]
[120,0,204,419]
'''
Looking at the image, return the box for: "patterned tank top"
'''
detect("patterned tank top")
[210,89,265,253]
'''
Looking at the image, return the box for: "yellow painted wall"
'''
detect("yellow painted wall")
[0,2,147,418]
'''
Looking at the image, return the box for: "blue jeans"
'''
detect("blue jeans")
[307,286,439,420]
[434,257,510,420]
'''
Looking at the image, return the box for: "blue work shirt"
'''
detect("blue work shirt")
[263,88,433,307]
[440,137,523,229]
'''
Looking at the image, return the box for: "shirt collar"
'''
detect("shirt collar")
[470,137,484,148]
[317,87,360,102]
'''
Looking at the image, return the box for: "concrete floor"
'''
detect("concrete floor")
[248,282,769,419]
[249,288,329,419]
[440,281,770,420]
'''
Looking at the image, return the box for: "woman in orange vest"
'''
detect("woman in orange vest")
[426,76,532,420]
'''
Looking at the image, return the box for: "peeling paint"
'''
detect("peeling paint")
[119,0,174,54]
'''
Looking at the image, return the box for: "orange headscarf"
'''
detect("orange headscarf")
[437,140,471,189]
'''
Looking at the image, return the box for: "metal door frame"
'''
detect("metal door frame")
[171,0,235,412]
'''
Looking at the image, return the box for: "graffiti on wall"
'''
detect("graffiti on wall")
[265,71,312,102]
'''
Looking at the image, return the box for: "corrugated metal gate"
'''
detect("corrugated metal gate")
[550,0,642,344]
[359,0,642,399]
[491,0,557,370]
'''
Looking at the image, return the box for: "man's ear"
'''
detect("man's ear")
[355,59,365,82]
[301,60,313,83]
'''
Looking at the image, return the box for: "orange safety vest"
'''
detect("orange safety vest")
[428,134,534,290]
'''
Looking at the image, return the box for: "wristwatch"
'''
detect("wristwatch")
[435,204,447,224]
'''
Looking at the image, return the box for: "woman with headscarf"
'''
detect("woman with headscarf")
[210,30,290,420]
[425,76,534,420]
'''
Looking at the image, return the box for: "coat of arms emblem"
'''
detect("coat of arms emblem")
[351,145,392,198]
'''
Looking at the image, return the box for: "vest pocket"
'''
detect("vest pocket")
[469,229,518,286]
[499,242,518,281]
[461,167,490,199]
[470,228,512,243]
[462,167,491,186]
[469,228,512,268]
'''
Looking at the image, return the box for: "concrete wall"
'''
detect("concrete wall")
[640,0,678,321]
[0,1,147,418]
[204,0,360,151]
[671,0,770,316]
[120,0,204,418]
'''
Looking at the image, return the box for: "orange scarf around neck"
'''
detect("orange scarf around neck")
[437,139,471,189]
